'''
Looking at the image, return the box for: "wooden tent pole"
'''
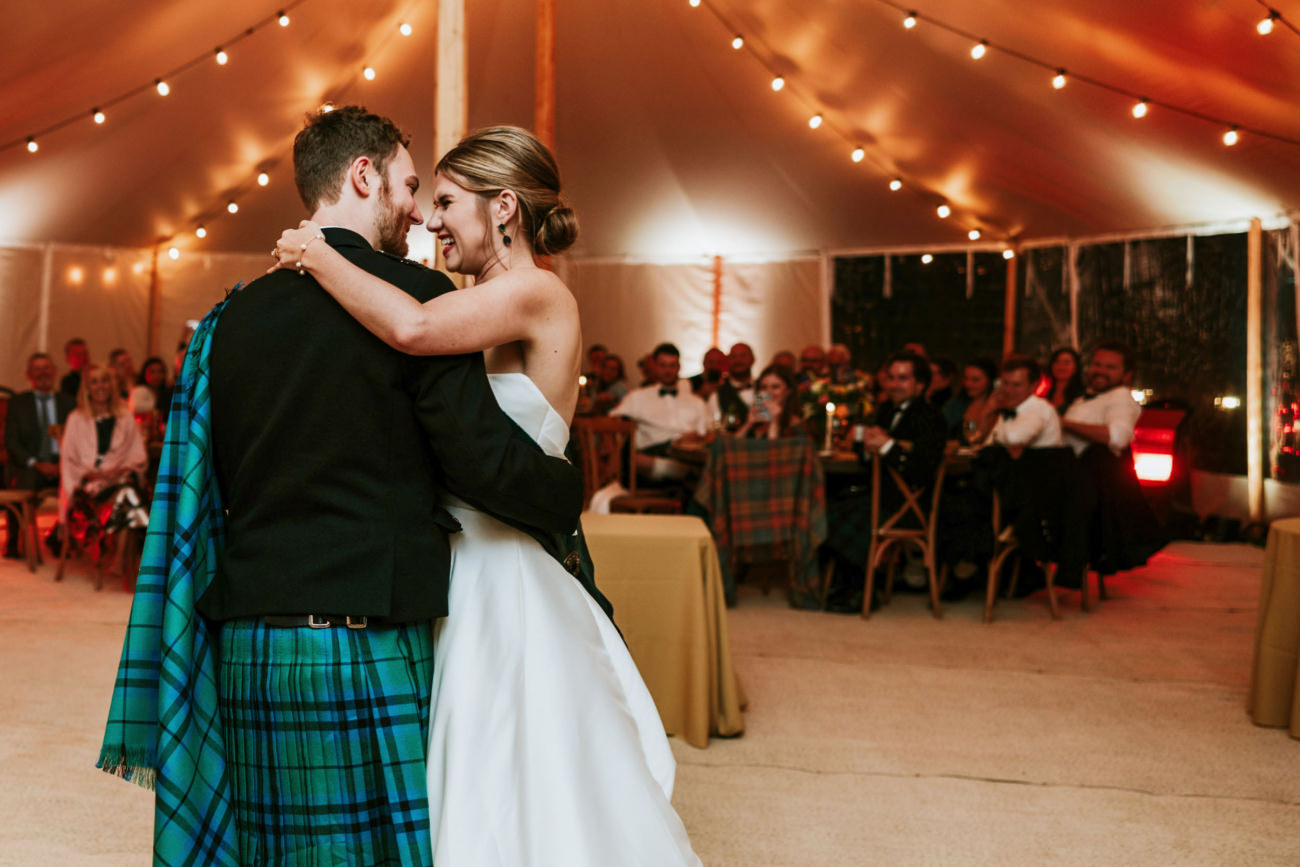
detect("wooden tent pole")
[711,255,723,349]
[1002,250,1018,358]
[535,0,556,150]
[1246,218,1264,523]
[434,0,467,283]
[147,245,161,356]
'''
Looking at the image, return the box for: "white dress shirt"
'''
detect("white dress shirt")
[611,380,712,450]
[705,381,755,421]
[1062,386,1142,455]
[989,394,1063,450]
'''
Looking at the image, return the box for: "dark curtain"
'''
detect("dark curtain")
[1016,247,1071,362]
[1265,229,1299,482]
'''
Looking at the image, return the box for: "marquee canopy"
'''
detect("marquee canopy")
[3,0,1298,263]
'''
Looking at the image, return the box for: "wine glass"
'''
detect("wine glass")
[962,419,980,446]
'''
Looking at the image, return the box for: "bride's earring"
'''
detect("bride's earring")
[497,223,512,247]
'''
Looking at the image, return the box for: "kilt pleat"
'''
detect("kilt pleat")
[218,619,435,866]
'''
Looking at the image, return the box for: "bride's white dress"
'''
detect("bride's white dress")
[427,372,701,865]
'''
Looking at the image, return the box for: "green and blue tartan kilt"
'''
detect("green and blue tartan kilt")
[217,619,435,866]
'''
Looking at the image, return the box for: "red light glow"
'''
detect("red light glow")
[1134,453,1173,483]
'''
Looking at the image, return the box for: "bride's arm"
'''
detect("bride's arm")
[272,223,549,355]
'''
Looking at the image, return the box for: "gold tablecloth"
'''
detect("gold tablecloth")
[1248,517,1300,737]
[582,513,746,748]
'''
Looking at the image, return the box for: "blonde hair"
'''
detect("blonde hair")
[435,126,578,257]
[77,362,126,417]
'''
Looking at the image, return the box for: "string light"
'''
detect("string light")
[92,109,106,124]
[278,11,290,27]
[937,204,951,219]
[168,247,180,260]
[226,201,239,214]
[732,35,744,50]
[399,22,413,36]
[689,0,700,7]
[26,138,37,153]
[889,178,902,191]
[195,225,207,239]
[321,102,334,113]
[215,48,228,65]
[851,146,865,162]
[1257,11,1278,35]
[1223,127,1240,146]
[968,229,981,240]
[1132,99,1149,119]
[808,113,823,129]
[1052,70,1067,90]
[970,40,987,60]
[770,76,784,91]
[155,79,170,96]
[903,11,918,29]
[257,172,270,186]
[921,254,934,264]
[363,66,376,80]
[1003,249,1016,260]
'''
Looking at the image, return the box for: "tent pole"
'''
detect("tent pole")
[711,255,723,349]
[1002,249,1018,358]
[535,0,556,150]
[435,0,467,284]
[147,245,161,357]
[1246,218,1264,524]
[38,243,53,353]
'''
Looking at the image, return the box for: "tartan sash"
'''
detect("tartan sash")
[97,292,240,866]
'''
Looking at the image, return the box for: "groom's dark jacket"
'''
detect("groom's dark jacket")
[198,227,585,623]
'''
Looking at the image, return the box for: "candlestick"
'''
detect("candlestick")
[823,401,836,452]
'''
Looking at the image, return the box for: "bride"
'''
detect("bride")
[273,126,700,865]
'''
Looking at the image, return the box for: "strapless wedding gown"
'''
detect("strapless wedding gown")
[427,372,701,865]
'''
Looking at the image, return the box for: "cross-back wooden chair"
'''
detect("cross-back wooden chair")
[570,417,682,514]
[862,453,948,619]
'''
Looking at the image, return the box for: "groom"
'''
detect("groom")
[202,107,584,863]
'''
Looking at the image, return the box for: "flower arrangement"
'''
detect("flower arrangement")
[800,371,874,449]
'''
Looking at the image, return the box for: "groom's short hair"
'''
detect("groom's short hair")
[293,105,410,211]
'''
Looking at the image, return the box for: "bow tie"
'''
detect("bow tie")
[658,387,678,397]
[998,408,1017,420]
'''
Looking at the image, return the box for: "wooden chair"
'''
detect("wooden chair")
[570,417,682,514]
[0,489,40,572]
[862,453,948,619]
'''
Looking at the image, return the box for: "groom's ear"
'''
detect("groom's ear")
[347,156,376,198]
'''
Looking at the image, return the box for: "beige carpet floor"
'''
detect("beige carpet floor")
[1,535,1296,865]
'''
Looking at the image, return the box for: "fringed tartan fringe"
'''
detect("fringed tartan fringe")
[96,746,157,790]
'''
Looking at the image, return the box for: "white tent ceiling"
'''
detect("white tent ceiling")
[2,0,1298,263]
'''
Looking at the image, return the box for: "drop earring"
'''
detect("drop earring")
[497,223,512,247]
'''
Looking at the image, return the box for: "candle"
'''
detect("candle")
[823,401,836,452]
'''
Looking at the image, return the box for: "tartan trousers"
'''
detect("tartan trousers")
[217,619,435,866]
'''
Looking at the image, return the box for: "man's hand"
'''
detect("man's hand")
[33,461,59,477]
[861,426,890,451]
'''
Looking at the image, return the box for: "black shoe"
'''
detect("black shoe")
[44,530,62,559]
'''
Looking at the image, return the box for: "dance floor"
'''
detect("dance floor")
[1,523,1297,865]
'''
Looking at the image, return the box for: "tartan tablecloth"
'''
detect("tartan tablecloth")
[693,434,827,607]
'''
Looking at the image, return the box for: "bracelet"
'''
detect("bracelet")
[296,232,326,274]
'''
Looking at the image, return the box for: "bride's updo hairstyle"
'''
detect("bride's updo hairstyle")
[435,126,579,257]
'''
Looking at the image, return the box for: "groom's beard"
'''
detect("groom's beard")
[376,180,411,258]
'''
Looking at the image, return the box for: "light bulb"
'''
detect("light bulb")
[93,109,106,124]
[970,40,987,60]
[1002,249,1015,260]
[278,11,290,26]
[363,67,376,80]
[1132,99,1148,119]
[168,247,180,260]
[1052,70,1066,90]
[196,226,207,239]
[937,204,951,219]
[889,178,902,191]
[689,0,700,7]
[1223,127,1239,146]
[903,11,917,29]
[1258,13,1277,35]
[851,147,865,162]
[732,35,744,50]
[26,138,37,153]
[400,22,412,36]
[921,254,933,264]
[227,201,239,214]
[968,229,981,241]
[156,79,170,96]
[321,102,334,113]
[216,48,228,65]
[808,114,823,129]
[257,172,270,186]
[771,76,784,91]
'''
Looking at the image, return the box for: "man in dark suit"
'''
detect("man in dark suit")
[199,106,584,862]
[5,352,74,558]
[824,351,947,611]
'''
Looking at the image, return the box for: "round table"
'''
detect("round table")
[1248,517,1300,738]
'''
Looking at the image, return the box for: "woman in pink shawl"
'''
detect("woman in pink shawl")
[59,362,149,562]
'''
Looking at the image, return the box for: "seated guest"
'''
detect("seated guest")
[689,346,728,399]
[4,353,75,558]
[129,356,174,416]
[611,342,712,479]
[942,357,998,443]
[732,365,804,440]
[770,350,797,377]
[1062,341,1140,457]
[1042,347,1085,415]
[796,344,826,386]
[928,356,957,408]
[60,337,89,399]
[984,355,1062,453]
[825,343,858,385]
[635,353,657,387]
[708,342,757,427]
[107,348,136,400]
[590,353,629,415]
[823,351,947,609]
[584,343,608,381]
[59,363,149,563]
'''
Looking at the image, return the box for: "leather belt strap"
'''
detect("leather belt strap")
[261,614,370,630]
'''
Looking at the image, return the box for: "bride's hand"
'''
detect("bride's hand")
[266,221,326,274]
